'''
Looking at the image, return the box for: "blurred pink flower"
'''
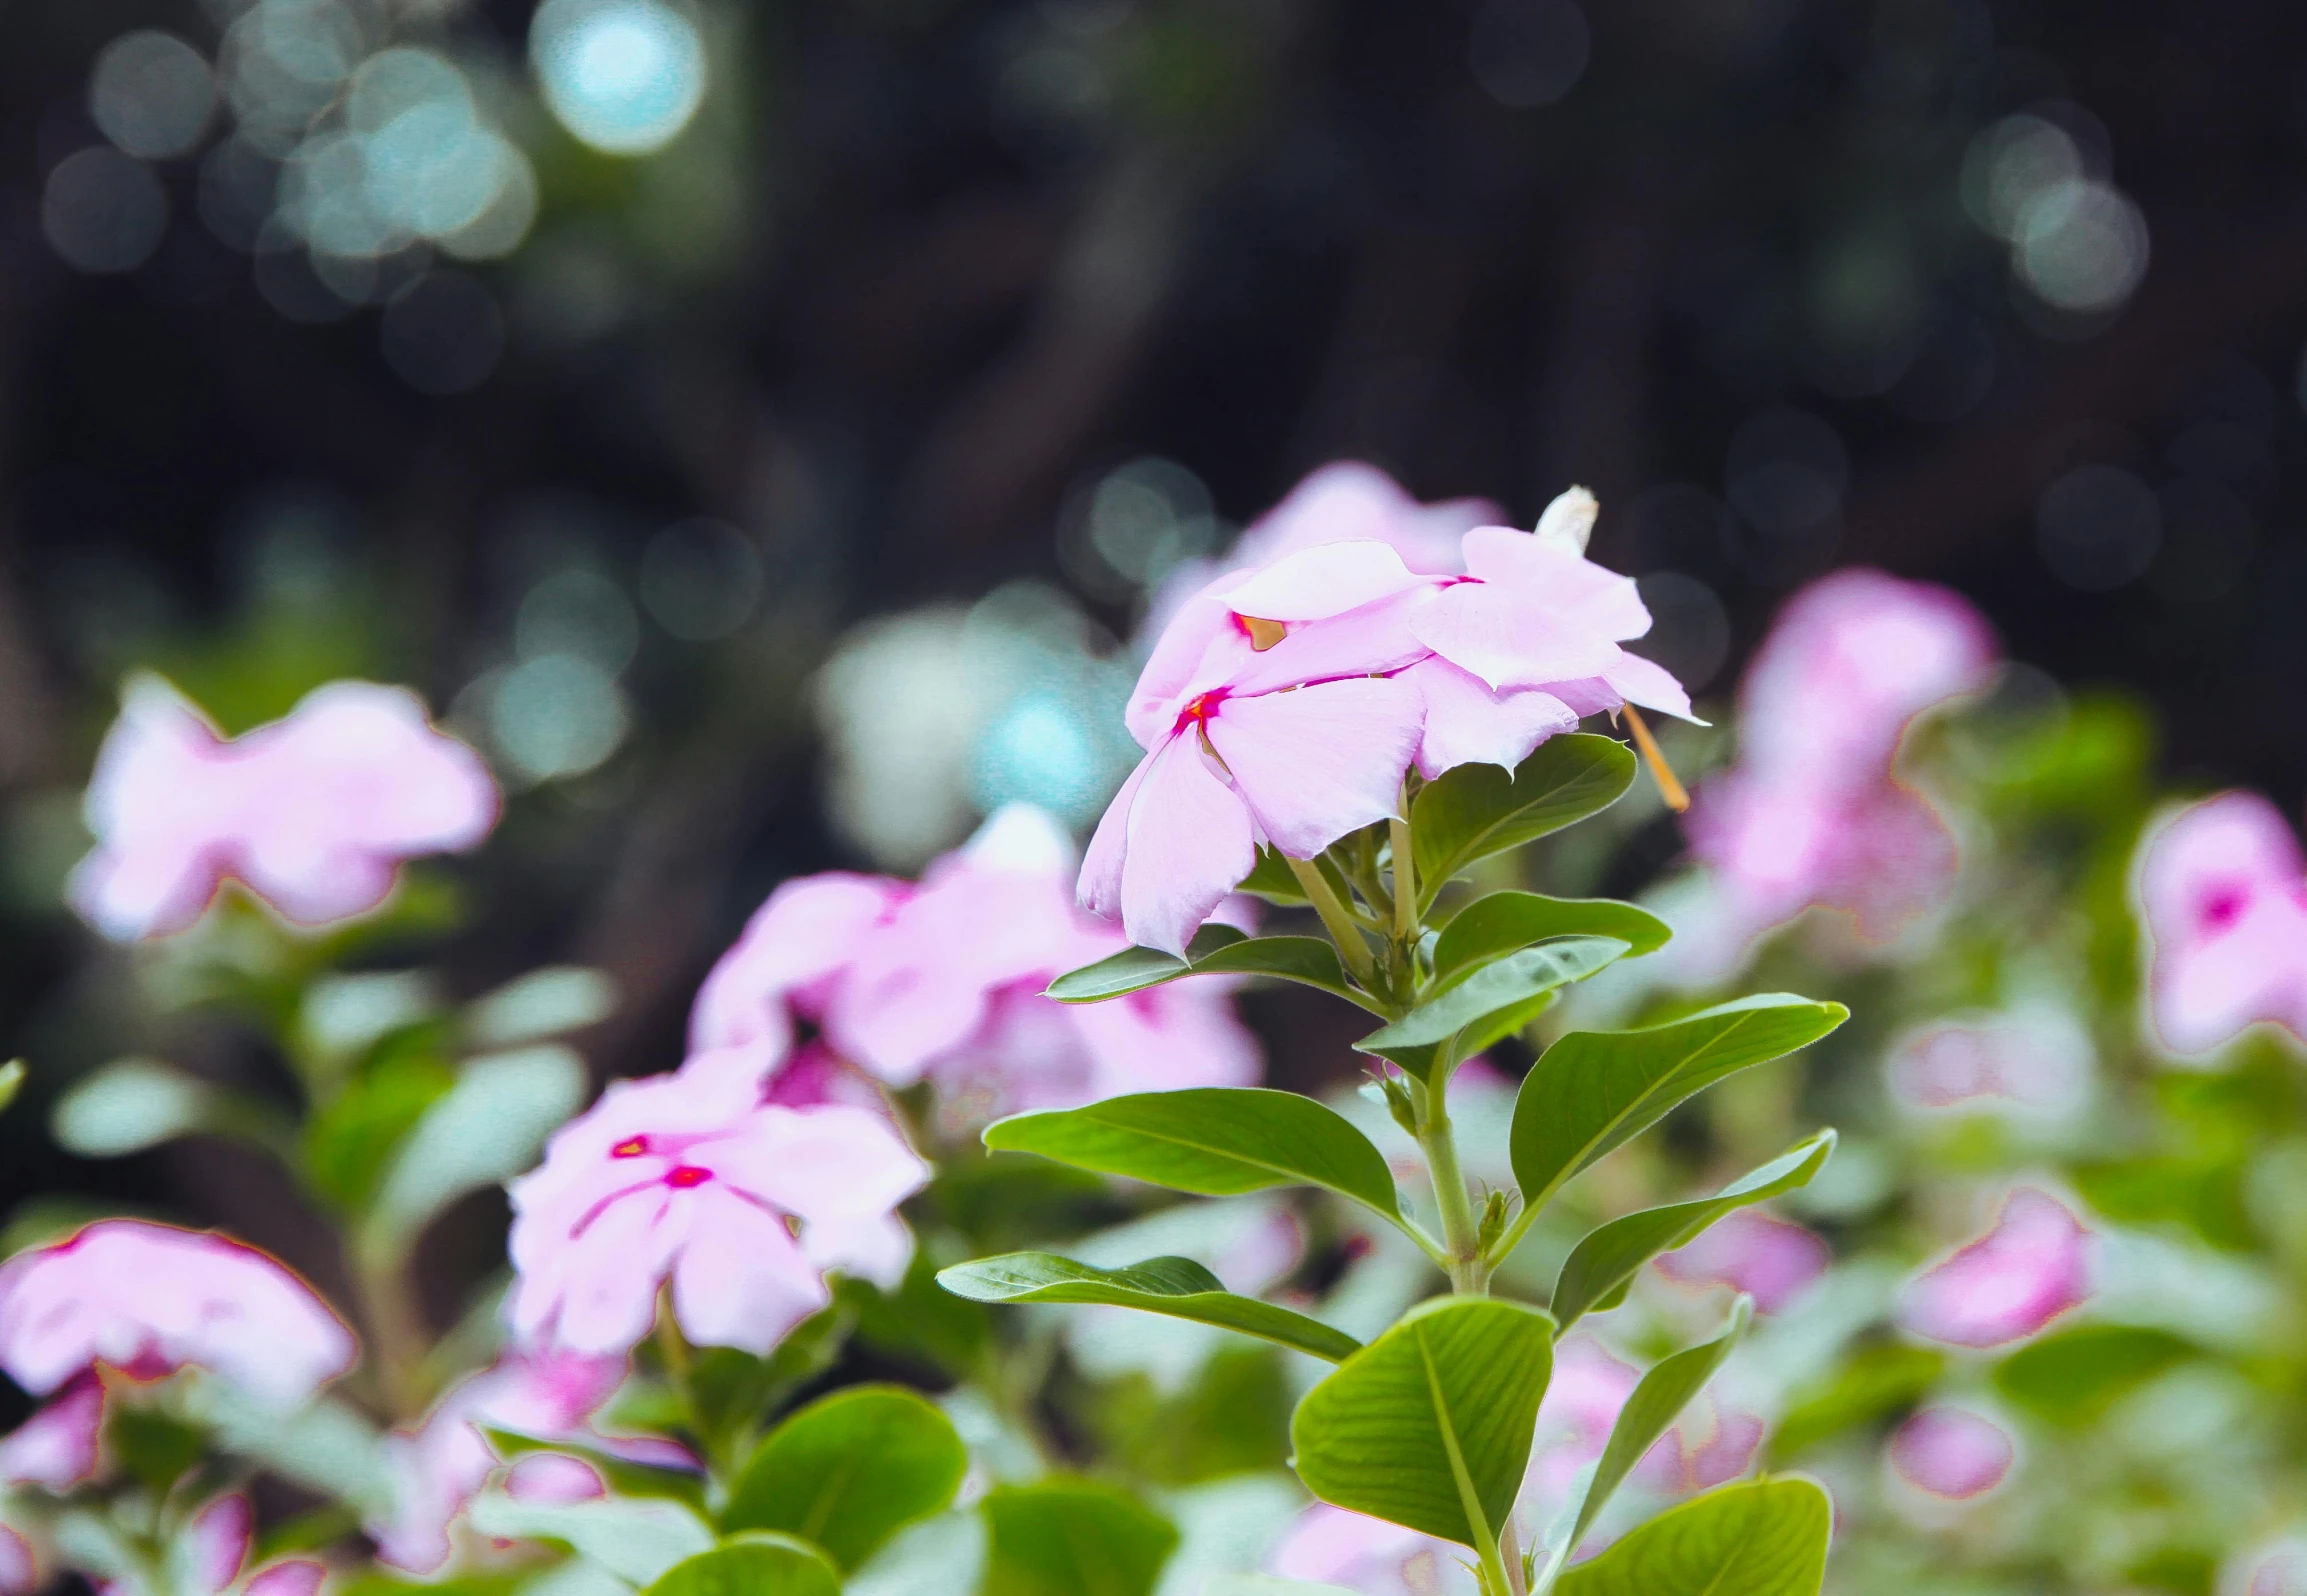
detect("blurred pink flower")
[69,677,498,940]
[0,1373,102,1491]
[1887,1015,2091,1113]
[689,808,1260,1119]
[1268,1503,1475,1595]
[0,1221,354,1406]
[1654,1210,1830,1313]
[370,1349,636,1572]
[1887,1407,2015,1499]
[0,1525,37,1596]
[1520,1336,1763,1529]
[177,1492,326,1596]
[1901,1188,2089,1348]
[1680,570,1996,967]
[504,1453,607,1503]
[2136,791,2307,1056]
[1637,1395,1764,1494]
[508,1060,927,1358]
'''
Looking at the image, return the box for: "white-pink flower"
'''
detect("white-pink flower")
[0,1221,355,1406]
[691,808,1260,1118]
[69,677,499,939]
[369,1349,655,1572]
[1886,1407,2015,1499]
[507,1059,928,1357]
[1901,1188,2089,1348]
[1654,1210,1830,1314]
[0,1374,102,1491]
[1267,1503,1476,1595]
[175,1493,326,1596]
[0,1524,37,1596]
[1886,1014,2090,1113]
[2135,792,2307,1057]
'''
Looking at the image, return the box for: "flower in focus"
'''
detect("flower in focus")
[0,1220,355,1407]
[1653,1210,1831,1313]
[507,1060,928,1357]
[1887,1407,2016,1499]
[690,806,1260,1121]
[1266,1503,1476,1595]
[1901,1187,2090,1347]
[368,1349,669,1572]
[69,676,499,939]
[1678,569,1997,977]
[2135,791,2307,1057]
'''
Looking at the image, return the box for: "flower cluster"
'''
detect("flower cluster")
[1679,569,1996,976]
[69,677,498,939]
[1094,484,1693,953]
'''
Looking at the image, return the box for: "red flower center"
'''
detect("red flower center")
[2200,886,2250,933]
[610,1137,649,1159]
[1174,688,1229,735]
[664,1165,711,1188]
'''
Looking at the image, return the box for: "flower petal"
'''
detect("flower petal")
[1402,657,1577,780]
[1119,734,1260,958]
[1204,677,1420,859]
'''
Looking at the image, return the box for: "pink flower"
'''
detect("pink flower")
[369,1349,637,1572]
[690,808,1260,1119]
[1901,1188,2090,1348]
[507,1059,928,1357]
[0,1374,103,1491]
[1887,1015,2090,1113]
[504,1453,607,1503]
[0,1525,38,1596]
[1517,1336,1762,1531]
[1886,1407,2015,1499]
[2136,792,2307,1057]
[0,1221,355,1406]
[1636,1395,1763,1494]
[1654,1210,1830,1314]
[69,677,498,939]
[176,1493,326,1596]
[1680,570,1996,966]
[1267,1504,1475,1595]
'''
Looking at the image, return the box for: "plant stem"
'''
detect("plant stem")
[1285,855,1378,986]
[1474,1523,1517,1596]
[1389,813,1418,941]
[1418,1083,1488,1296]
[351,1241,431,1421]
[1500,1515,1530,1595]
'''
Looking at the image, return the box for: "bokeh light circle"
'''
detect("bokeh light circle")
[531,0,707,156]
[43,148,169,274]
[90,31,218,160]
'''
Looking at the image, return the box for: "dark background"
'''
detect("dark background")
[2,0,2304,1281]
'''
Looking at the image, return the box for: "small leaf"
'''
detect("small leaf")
[980,1479,1179,1596]
[463,965,619,1049]
[1237,847,1311,905]
[1550,1134,1835,1325]
[0,1060,23,1115]
[721,1385,968,1570]
[361,1045,588,1258]
[302,1055,456,1213]
[985,1089,1402,1222]
[1047,929,1363,1009]
[1552,1477,1832,1596]
[937,1252,1362,1363]
[1356,939,1629,1081]
[464,1491,714,1584]
[643,1533,841,1596]
[1560,1299,1751,1555]
[1430,893,1671,990]
[1992,1324,2197,1427]
[52,1059,287,1159]
[1289,1295,1555,1549]
[1511,996,1848,1211]
[1412,734,1636,908]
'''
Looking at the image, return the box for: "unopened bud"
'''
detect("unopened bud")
[1476,1189,1512,1251]
[1380,1074,1419,1136]
[1533,485,1597,556]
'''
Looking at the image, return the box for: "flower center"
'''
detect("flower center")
[610,1137,649,1159]
[2200,886,2249,933]
[663,1165,711,1189]
[1174,688,1229,735]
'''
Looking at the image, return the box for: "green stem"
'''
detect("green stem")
[1418,1083,1489,1296]
[1286,855,1378,986]
[1474,1523,1517,1595]
[1388,813,1418,943]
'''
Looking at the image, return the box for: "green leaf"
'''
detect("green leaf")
[360,1045,589,1258]
[1237,846,1311,905]
[1431,893,1671,990]
[980,1479,1179,1596]
[1768,1343,1944,1463]
[721,1385,967,1570]
[1047,927,1363,1009]
[984,1089,1402,1222]
[1356,939,1630,1081]
[938,1252,1362,1363]
[643,1534,841,1596]
[464,1490,714,1584]
[462,965,619,1049]
[1559,1300,1751,1556]
[0,1060,23,1115]
[1510,996,1848,1211]
[1550,1134,1835,1326]
[1289,1295,1555,1549]
[1552,1478,1832,1596]
[1412,734,1636,908]
[1993,1325,2198,1427]
[51,1059,289,1159]
[303,1054,456,1213]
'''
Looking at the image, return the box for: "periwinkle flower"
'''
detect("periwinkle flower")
[2136,790,2307,1057]
[1887,1407,2016,1500]
[1901,1188,2090,1348]
[69,677,498,939]
[506,1059,928,1358]
[1654,1210,1830,1314]
[1267,1502,1475,1594]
